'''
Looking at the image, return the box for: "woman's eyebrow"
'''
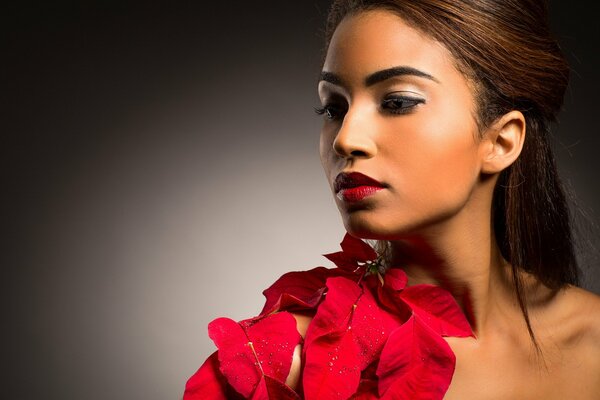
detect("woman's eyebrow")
[319,71,345,86]
[366,66,439,86]
[319,66,439,87]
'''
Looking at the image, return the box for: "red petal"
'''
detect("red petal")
[265,289,326,315]
[349,360,380,399]
[251,376,302,400]
[303,332,361,400]
[351,282,403,370]
[303,276,362,349]
[401,285,474,337]
[260,267,333,315]
[376,315,456,399]
[183,351,243,400]
[302,276,363,399]
[244,313,302,383]
[323,251,361,272]
[349,378,379,400]
[209,317,260,397]
[373,271,411,320]
[208,313,301,397]
[301,275,405,399]
[339,233,378,262]
[383,268,408,291]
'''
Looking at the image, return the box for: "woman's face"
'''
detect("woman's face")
[319,10,486,240]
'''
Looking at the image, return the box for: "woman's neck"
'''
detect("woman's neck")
[387,215,518,338]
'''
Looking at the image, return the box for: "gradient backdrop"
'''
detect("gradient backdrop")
[4,1,599,399]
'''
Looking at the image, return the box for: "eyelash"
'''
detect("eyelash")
[382,97,424,114]
[314,96,424,120]
[314,104,345,120]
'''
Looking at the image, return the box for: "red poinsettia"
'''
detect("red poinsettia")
[183,233,473,400]
[301,276,402,399]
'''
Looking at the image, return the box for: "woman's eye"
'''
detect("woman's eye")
[382,96,424,114]
[314,104,346,120]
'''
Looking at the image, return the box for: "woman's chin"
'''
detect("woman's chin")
[342,214,405,241]
[341,210,439,241]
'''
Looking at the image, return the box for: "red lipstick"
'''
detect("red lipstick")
[334,172,385,203]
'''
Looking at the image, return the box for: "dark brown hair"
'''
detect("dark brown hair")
[322,0,579,345]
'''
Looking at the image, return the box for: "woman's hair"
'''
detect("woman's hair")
[322,0,579,345]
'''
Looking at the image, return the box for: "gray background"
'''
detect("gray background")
[3,1,599,399]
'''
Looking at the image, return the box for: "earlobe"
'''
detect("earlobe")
[480,110,526,174]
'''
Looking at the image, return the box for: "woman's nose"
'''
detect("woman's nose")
[332,108,377,159]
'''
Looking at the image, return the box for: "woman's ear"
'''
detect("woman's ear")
[480,110,526,174]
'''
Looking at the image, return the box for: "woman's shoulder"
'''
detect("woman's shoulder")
[543,285,600,378]
[569,285,600,340]
[539,285,600,348]
[548,285,600,394]
[554,285,600,341]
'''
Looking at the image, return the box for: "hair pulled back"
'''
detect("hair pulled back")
[322,0,579,342]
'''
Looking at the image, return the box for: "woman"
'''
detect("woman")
[184,0,600,398]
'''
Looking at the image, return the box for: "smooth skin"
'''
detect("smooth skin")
[288,9,600,399]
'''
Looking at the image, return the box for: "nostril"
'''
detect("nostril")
[350,150,367,157]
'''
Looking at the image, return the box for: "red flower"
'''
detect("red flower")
[302,276,402,400]
[183,233,474,399]
[259,267,334,316]
[184,312,301,399]
[251,376,302,400]
[323,233,379,273]
[376,314,456,399]
[184,352,240,400]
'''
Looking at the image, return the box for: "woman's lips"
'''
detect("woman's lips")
[337,185,384,202]
[334,172,385,203]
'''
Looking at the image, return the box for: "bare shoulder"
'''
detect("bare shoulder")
[557,285,600,342]
[541,285,600,351]
[546,285,600,374]
[533,285,600,397]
